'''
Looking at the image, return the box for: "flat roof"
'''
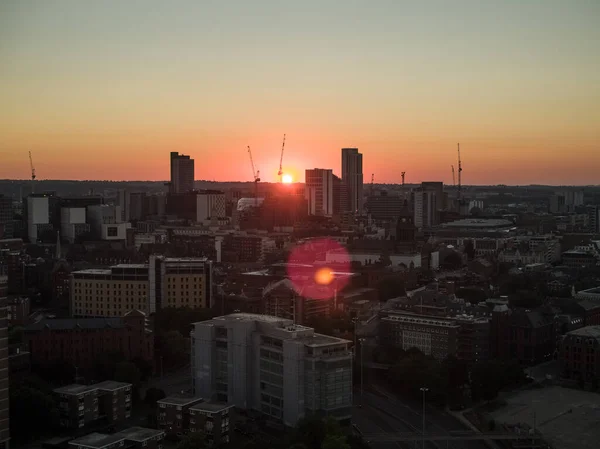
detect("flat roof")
[69,433,124,449]
[301,332,351,347]
[54,384,98,396]
[578,287,600,294]
[211,312,289,324]
[92,380,132,391]
[114,427,164,442]
[443,218,514,228]
[157,395,203,407]
[566,326,600,339]
[112,264,147,269]
[72,268,111,275]
[190,401,233,413]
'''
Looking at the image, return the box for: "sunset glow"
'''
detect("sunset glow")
[282,174,293,184]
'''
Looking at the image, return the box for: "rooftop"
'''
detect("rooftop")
[69,433,124,449]
[114,427,164,442]
[578,287,600,295]
[92,380,131,391]
[566,325,600,339]
[54,384,98,396]
[27,317,125,332]
[300,333,351,347]
[212,312,290,324]
[442,218,514,229]
[72,268,111,275]
[190,401,233,413]
[157,394,203,407]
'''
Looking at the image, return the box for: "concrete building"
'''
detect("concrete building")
[87,204,131,240]
[412,188,437,229]
[0,273,9,449]
[196,190,226,221]
[341,148,363,215]
[191,313,352,427]
[61,207,89,243]
[170,152,195,194]
[189,402,233,446]
[0,195,12,239]
[365,192,404,222]
[25,311,153,373]
[559,326,600,389]
[305,169,335,216]
[68,427,164,449]
[156,395,203,436]
[70,257,213,316]
[550,189,584,214]
[26,195,52,242]
[54,381,132,429]
[117,190,147,222]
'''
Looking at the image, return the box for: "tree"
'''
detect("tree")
[114,361,142,387]
[132,356,154,381]
[176,432,208,449]
[156,330,188,370]
[10,386,59,441]
[377,277,406,302]
[145,387,166,406]
[94,351,126,381]
[322,435,350,449]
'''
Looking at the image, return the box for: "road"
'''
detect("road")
[353,385,489,449]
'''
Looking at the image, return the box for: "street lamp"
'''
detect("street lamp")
[420,387,429,449]
[359,338,366,408]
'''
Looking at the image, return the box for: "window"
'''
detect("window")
[107,226,118,237]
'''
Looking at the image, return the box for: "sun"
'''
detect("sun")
[282,174,293,184]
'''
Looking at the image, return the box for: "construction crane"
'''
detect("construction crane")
[277,134,286,182]
[28,151,36,194]
[247,146,260,206]
[401,172,406,186]
[457,143,463,201]
[451,165,456,187]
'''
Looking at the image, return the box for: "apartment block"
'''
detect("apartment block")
[55,381,132,430]
[68,427,164,449]
[156,395,203,436]
[189,402,233,446]
[191,313,353,427]
[559,326,600,389]
[70,257,213,317]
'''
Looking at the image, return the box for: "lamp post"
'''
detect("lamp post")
[420,387,429,449]
[359,338,365,408]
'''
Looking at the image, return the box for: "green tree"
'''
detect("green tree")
[156,330,189,370]
[115,361,142,387]
[176,432,208,449]
[322,435,350,449]
[10,386,59,441]
[145,387,166,406]
[94,351,126,381]
[377,277,406,302]
[132,356,154,381]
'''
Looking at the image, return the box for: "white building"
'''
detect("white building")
[196,191,226,221]
[87,204,131,240]
[326,248,423,269]
[191,313,352,427]
[27,196,51,242]
[60,207,89,243]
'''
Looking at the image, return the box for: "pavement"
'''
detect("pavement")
[353,384,490,449]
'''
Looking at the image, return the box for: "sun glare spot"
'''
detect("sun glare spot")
[314,267,334,285]
[282,174,293,184]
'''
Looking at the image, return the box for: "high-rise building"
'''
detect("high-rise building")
[341,148,363,215]
[0,271,9,449]
[305,169,334,216]
[191,313,352,427]
[412,188,437,229]
[170,152,195,194]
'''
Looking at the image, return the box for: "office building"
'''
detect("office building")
[70,257,212,317]
[421,182,445,216]
[26,195,53,242]
[117,190,147,222]
[54,381,132,429]
[550,189,584,214]
[412,188,437,229]
[196,190,226,221]
[87,204,131,240]
[305,169,335,216]
[365,191,405,222]
[0,272,9,449]
[0,195,12,239]
[68,427,164,449]
[191,313,352,427]
[341,148,363,215]
[60,207,89,243]
[25,311,153,373]
[170,152,195,194]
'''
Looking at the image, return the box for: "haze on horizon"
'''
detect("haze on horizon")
[1,0,599,185]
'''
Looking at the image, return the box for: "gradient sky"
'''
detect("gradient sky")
[1,0,599,185]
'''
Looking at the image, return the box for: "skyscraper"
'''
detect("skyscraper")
[341,148,363,215]
[0,270,9,449]
[170,152,195,194]
[305,168,334,216]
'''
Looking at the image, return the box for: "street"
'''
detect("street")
[353,385,489,449]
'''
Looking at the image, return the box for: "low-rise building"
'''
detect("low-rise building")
[189,402,233,446]
[156,395,203,436]
[7,296,29,325]
[94,381,133,422]
[68,427,164,449]
[559,326,600,390]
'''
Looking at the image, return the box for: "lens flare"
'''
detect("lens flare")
[282,174,293,183]
[286,238,352,300]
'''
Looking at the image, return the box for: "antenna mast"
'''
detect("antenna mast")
[370,173,374,195]
[401,171,406,186]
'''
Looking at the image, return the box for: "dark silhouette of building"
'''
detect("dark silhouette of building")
[169,152,195,194]
[0,271,9,449]
[559,326,600,390]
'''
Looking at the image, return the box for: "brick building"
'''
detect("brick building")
[25,310,153,374]
[189,402,233,446]
[559,326,600,390]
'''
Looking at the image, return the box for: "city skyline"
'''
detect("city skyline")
[1,1,599,185]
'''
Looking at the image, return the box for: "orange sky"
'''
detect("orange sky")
[1,1,599,185]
